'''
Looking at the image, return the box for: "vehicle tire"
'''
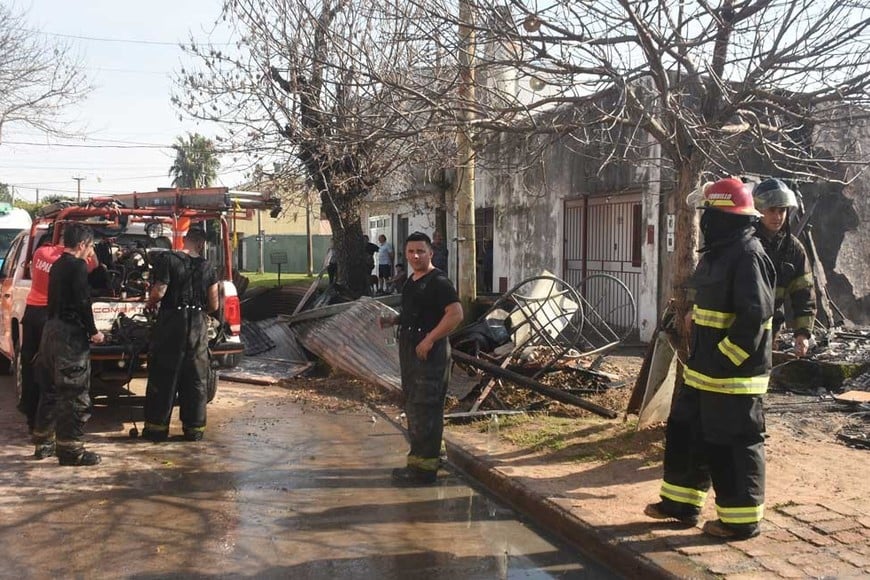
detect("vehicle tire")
[214,352,243,369]
[207,367,218,403]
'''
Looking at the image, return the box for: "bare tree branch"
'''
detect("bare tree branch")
[0,4,89,142]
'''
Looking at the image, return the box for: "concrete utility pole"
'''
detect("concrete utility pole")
[72,176,85,202]
[456,0,477,315]
[305,193,314,276]
[256,209,265,274]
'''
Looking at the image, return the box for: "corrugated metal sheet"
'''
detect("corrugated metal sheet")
[295,298,402,392]
[255,318,309,362]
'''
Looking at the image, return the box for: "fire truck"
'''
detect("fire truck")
[0,187,277,404]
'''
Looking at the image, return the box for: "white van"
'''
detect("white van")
[0,203,32,270]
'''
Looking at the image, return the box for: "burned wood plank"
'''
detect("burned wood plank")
[451,350,618,418]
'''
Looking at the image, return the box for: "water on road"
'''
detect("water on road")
[0,378,614,579]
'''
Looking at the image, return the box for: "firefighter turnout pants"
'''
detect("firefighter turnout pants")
[398,331,450,473]
[144,309,209,437]
[32,319,93,458]
[19,305,48,431]
[660,386,766,528]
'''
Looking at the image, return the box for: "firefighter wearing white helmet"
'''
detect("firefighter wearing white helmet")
[752,178,816,357]
[645,177,775,540]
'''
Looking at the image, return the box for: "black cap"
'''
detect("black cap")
[186,227,207,243]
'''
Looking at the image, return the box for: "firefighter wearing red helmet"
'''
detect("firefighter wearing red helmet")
[646,177,776,540]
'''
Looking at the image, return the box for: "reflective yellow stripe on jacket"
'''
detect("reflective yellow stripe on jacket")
[692,305,734,329]
[718,336,750,366]
[693,306,772,331]
[684,368,769,395]
[788,272,814,293]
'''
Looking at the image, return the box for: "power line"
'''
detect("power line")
[36,29,234,47]
[89,66,170,76]
[1,140,170,149]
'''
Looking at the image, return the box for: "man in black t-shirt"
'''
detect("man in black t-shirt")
[142,227,219,443]
[380,231,463,485]
[32,223,106,466]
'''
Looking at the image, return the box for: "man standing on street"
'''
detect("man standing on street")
[644,178,775,540]
[32,223,105,466]
[376,234,394,294]
[431,230,448,272]
[142,227,219,442]
[381,231,463,485]
[752,178,816,357]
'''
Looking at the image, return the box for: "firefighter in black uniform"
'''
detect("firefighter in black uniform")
[380,231,463,485]
[142,227,219,442]
[32,223,105,466]
[753,178,816,357]
[645,177,776,540]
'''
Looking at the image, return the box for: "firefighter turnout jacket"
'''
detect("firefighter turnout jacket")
[658,227,777,530]
[754,229,815,338]
[687,229,776,395]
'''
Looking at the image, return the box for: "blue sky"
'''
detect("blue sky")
[0,0,243,202]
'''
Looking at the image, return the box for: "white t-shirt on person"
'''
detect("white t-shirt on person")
[378,242,394,265]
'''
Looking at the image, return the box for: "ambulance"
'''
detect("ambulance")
[0,203,32,270]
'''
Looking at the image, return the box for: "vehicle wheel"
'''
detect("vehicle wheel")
[214,352,243,368]
[207,367,218,403]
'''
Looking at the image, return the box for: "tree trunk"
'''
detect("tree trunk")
[669,165,701,403]
[319,189,371,298]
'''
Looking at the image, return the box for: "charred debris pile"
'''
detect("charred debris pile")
[231,272,639,421]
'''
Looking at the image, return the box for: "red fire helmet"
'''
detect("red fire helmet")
[698,177,761,216]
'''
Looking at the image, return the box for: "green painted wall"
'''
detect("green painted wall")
[239,234,331,273]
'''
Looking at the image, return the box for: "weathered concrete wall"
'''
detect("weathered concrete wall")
[475,129,660,338]
[806,115,870,325]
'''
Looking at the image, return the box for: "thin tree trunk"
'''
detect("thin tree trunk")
[669,165,700,403]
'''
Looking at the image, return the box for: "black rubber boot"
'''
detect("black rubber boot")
[702,519,760,540]
[391,467,437,486]
[644,501,700,526]
[58,450,101,467]
[141,428,168,443]
[183,430,204,442]
[34,440,56,460]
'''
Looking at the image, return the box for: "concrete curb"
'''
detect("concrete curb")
[444,434,703,579]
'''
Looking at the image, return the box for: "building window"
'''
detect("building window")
[475,207,494,244]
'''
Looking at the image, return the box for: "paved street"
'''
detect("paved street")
[0,377,612,579]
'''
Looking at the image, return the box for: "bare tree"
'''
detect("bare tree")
[175,0,459,296]
[0,4,89,142]
[394,0,870,347]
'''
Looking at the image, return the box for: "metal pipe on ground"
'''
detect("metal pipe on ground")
[451,350,618,419]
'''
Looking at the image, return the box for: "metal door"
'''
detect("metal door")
[564,195,641,337]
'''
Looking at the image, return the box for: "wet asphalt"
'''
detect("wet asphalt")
[0,378,615,579]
